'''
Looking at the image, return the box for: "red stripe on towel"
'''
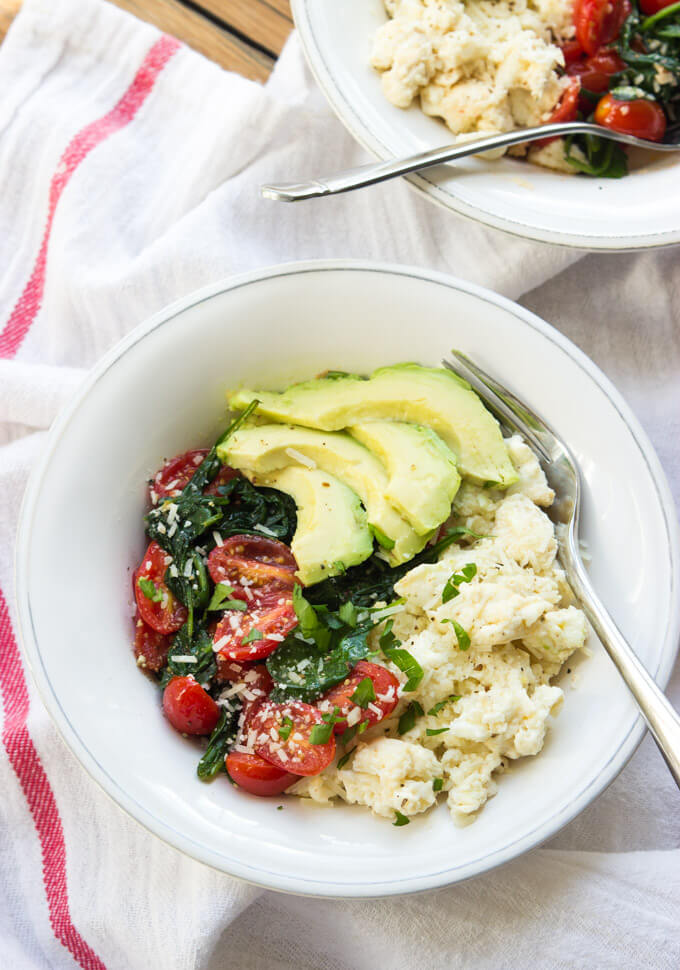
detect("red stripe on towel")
[0,33,180,359]
[0,588,107,969]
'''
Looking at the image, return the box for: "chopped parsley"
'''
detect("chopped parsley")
[426,727,449,736]
[393,811,410,827]
[351,677,376,708]
[138,577,162,602]
[380,619,423,691]
[309,707,342,745]
[442,618,471,651]
[441,562,477,604]
[398,701,424,735]
[278,716,294,741]
[241,628,264,645]
[207,582,247,612]
[336,751,352,770]
[432,778,444,792]
[427,695,460,717]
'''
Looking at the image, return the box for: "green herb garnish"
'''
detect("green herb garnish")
[383,641,424,692]
[278,716,294,741]
[427,695,460,716]
[442,618,471,651]
[241,628,264,645]
[441,562,477,603]
[398,701,424,735]
[393,811,410,826]
[426,727,449,736]
[207,582,247,612]
[351,677,376,709]
[138,577,162,602]
[337,751,352,770]
[433,778,444,792]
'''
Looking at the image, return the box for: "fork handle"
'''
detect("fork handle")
[259,122,662,202]
[569,559,680,787]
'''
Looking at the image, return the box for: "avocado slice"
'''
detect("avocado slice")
[244,465,373,586]
[219,424,430,564]
[348,421,461,535]
[229,363,517,487]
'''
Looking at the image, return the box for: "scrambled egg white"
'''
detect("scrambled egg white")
[291,435,588,823]
[370,0,578,171]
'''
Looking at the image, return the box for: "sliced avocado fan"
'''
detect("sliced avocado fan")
[229,363,517,488]
[243,466,373,586]
[219,424,430,565]
[348,420,461,535]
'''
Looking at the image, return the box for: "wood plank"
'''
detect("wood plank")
[0,0,21,42]
[266,0,292,19]
[198,0,293,55]
[0,0,275,81]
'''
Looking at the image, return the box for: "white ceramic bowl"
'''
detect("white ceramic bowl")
[292,0,680,249]
[16,261,680,896]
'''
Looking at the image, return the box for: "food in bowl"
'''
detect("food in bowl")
[132,364,588,824]
[370,0,680,177]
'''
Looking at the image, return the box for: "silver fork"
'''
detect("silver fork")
[444,350,680,789]
[261,121,680,201]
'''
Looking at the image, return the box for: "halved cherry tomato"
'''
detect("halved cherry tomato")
[150,449,207,502]
[134,541,187,634]
[319,661,400,735]
[163,676,220,735]
[207,535,297,591]
[575,0,630,57]
[249,700,336,776]
[226,751,299,796]
[133,612,171,672]
[212,599,297,662]
[537,77,581,146]
[561,39,585,66]
[567,49,626,95]
[594,92,667,141]
[216,659,273,698]
[150,449,240,503]
[639,0,676,14]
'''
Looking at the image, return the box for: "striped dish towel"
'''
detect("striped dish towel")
[1,1,678,969]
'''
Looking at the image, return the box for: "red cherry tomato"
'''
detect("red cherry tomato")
[216,659,273,699]
[639,0,675,14]
[249,700,336,776]
[212,599,297,662]
[548,77,581,123]
[150,449,240,503]
[594,92,667,141]
[207,535,297,591]
[163,676,221,735]
[575,0,630,56]
[134,541,187,635]
[150,449,207,502]
[320,661,400,735]
[567,49,626,95]
[537,77,581,146]
[133,612,171,672]
[226,751,298,796]
[561,39,585,66]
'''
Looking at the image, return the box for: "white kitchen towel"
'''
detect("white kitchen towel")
[0,1,677,969]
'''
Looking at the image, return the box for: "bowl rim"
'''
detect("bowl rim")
[14,259,680,897]
[290,0,680,252]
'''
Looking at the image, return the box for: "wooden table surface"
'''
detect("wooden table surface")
[0,0,293,82]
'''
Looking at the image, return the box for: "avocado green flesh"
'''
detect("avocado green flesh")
[229,363,517,487]
[243,465,373,586]
[348,420,461,535]
[219,424,429,564]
